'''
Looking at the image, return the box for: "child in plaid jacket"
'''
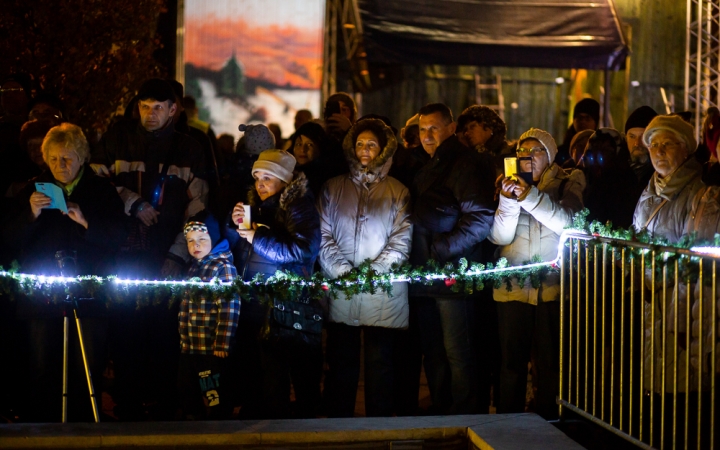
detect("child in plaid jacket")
[177,215,240,419]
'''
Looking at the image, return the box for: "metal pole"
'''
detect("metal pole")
[74,304,100,423]
[62,314,69,424]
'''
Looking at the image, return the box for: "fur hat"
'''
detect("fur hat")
[642,114,697,153]
[252,150,296,183]
[239,124,276,155]
[137,78,176,103]
[518,128,558,162]
[405,113,420,127]
[624,106,658,133]
[574,98,600,125]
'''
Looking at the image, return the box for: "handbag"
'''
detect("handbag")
[263,298,324,347]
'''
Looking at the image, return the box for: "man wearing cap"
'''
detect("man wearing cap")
[633,114,703,242]
[91,79,208,420]
[489,128,585,420]
[624,106,658,188]
[91,78,208,278]
[410,103,496,415]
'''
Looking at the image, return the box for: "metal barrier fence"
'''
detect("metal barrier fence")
[558,232,719,449]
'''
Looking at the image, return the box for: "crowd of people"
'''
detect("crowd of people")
[1,73,719,423]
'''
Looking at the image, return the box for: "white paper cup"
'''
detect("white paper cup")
[236,205,252,229]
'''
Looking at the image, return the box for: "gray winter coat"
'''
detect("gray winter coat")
[318,121,413,328]
[632,157,704,242]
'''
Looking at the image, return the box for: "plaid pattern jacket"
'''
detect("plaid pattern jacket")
[179,241,240,354]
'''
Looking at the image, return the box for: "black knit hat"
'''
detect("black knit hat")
[137,78,176,103]
[574,98,600,125]
[624,106,658,133]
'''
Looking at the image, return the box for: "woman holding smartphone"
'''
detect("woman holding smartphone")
[488,128,585,420]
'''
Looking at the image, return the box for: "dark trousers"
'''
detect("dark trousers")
[109,302,179,421]
[324,323,399,417]
[229,319,264,419]
[260,339,323,419]
[415,296,479,415]
[392,304,423,416]
[496,300,560,420]
[177,353,230,419]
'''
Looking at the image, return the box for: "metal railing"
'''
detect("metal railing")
[558,232,719,449]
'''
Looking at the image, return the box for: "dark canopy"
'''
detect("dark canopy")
[358,0,628,70]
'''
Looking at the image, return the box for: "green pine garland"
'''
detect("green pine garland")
[5,208,717,309]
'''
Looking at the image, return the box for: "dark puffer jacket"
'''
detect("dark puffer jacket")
[410,135,496,297]
[224,171,320,323]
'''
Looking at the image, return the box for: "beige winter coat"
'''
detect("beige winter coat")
[489,164,585,304]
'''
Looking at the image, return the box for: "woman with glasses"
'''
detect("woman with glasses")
[488,128,586,420]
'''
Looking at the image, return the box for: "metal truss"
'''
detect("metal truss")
[321,0,368,104]
[686,0,720,137]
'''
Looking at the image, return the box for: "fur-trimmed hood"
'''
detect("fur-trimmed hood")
[247,170,310,210]
[342,119,398,184]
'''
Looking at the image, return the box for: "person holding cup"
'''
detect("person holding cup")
[489,128,585,420]
[223,149,321,419]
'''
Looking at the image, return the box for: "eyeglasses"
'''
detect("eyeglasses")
[649,141,683,151]
[517,146,545,156]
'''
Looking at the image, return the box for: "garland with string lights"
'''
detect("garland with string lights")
[0,255,557,309]
[3,209,718,308]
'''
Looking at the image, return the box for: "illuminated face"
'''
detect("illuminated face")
[45,143,83,185]
[186,230,212,260]
[626,127,649,164]
[464,121,494,148]
[254,169,287,201]
[648,130,689,177]
[138,99,176,132]
[419,112,456,157]
[516,138,549,182]
[355,130,381,166]
[293,135,319,165]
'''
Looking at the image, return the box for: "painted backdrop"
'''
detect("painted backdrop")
[184,0,324,140]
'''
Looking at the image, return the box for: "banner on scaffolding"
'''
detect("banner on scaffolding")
[182,0,324,140]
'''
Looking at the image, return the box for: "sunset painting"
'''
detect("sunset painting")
[183,0,324,140]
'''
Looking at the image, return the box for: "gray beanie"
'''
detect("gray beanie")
[518,128,558,162]
[252,150,296,183]
[239,124,276,155]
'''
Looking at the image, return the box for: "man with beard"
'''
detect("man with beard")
[624,106,658,188]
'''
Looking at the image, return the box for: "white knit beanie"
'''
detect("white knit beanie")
[518,128,558,162]
[252,150,296,183]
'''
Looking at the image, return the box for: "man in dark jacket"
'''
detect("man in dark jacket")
[90,79,208,420]
[410,103,496,414]
[624,105,658,188]
[91,78,208,278]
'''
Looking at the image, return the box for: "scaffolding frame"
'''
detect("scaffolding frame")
[686,0,720,139]
[321,0,369,105]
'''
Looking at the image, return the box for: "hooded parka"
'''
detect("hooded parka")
[318,119,412,329]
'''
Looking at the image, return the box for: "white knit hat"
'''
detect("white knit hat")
[252,150,296,183]
[518,128,558,162]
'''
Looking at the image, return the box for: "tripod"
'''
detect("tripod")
[62,297,100,423]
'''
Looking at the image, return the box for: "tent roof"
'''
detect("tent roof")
[357,0,628,70]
